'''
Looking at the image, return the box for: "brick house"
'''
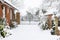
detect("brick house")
[0,0,18,26]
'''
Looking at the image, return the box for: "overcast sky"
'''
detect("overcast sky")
[12,0,43,16]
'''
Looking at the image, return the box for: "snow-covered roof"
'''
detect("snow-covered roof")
[3,0,19,10]
[44,12,53,16]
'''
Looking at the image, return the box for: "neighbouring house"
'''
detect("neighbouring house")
[44,12,53,29]
[22,14,40,22]
[0,0,19,26]
[44,12,59,29]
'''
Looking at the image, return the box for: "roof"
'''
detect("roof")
[0,0,19,10]
[44,12,53,16]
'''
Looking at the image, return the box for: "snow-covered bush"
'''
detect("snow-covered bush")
[0,18,7,38]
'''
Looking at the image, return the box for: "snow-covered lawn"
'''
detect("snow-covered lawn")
[0,25,60,40]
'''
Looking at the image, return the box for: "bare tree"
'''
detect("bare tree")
[41,0,60,14]
[35,9,40,16]
[26,11,33,24]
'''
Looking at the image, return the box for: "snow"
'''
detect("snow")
[0,0,60,40]
[13,0,44,16]
[20,21,39,25]
[23,0,43,9]
[0,24,60,40]
[44,12,53,15]
[4,0,19,10]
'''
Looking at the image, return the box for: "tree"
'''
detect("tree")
[35,9,40,16]
[26,11,33,24]
[41,0,60,14]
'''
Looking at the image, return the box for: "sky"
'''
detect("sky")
[5,0,60,16]
[13,0,44,16]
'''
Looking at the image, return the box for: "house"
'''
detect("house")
[44,12,53,29]
[0,0,19,26]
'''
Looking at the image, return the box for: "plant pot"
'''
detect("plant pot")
[1,31,7,38]
[51,30,55,35]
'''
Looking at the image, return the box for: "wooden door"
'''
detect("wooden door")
[16,12,20,24]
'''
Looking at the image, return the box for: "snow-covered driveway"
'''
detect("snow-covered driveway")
[1,25,60,40]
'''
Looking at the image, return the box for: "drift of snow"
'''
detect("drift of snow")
[0,24,60,40]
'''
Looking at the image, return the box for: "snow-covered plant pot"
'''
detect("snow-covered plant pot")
[12,21,17,27]
[0,25,7,38]
[9,20,15,29]
[45,22,48,30]
[9,23,15,29]
[52,27,55,30]
[51,27,55,35]
[42,24,46,30]
[51,30,55,35]
[0,18,8,38]
[41,22,48,30]
[1,31,7,38]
